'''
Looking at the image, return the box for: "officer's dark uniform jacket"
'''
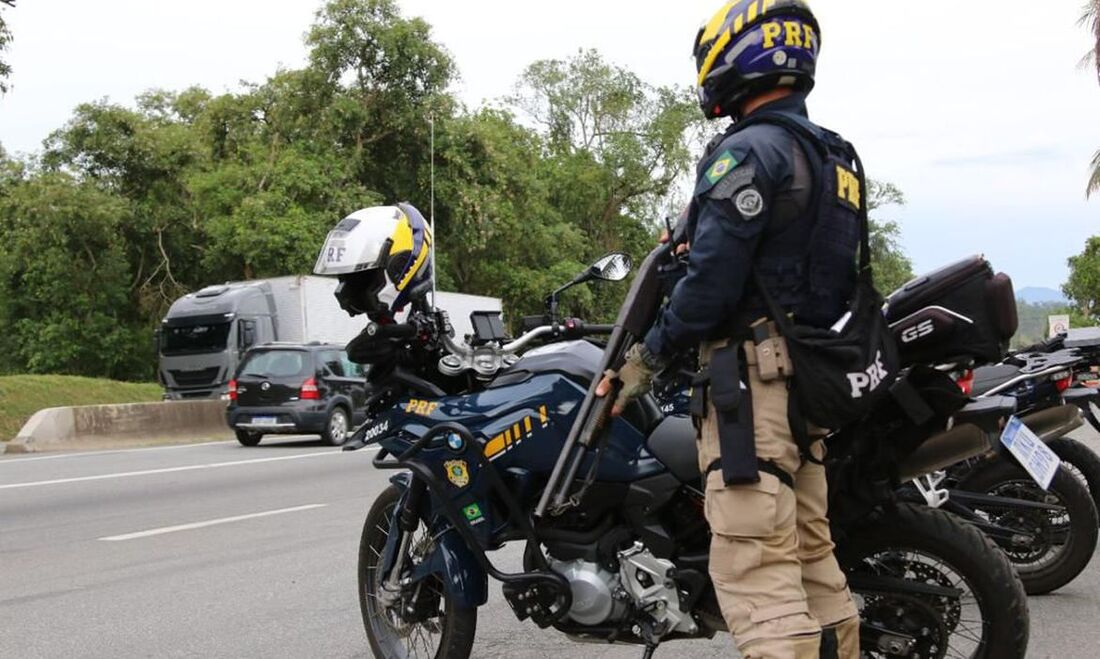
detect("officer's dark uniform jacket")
[644,93,856,359]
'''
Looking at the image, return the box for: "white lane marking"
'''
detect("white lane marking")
[98,504,328,541]
[0,448,377,490]
[0,440,238,464]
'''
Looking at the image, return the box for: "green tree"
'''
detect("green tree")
[0,173,151,378]
[42,98,209,314]
[509,49,703,321]
[867,180,915,294]
[306,0,455,202]
[0,1,13,95]
[1064,236,1100,322]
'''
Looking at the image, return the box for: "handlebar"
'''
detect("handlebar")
[443,320,616,360]
[361,314,618,381]
[364,322,418,340]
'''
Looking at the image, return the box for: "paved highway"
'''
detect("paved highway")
[2,433,1100,658]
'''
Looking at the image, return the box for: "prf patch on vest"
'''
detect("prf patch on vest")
[835,164,862,211]
[706,150,739,185]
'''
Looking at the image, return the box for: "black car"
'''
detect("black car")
[226,342,369,446]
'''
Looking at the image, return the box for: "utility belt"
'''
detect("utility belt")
[694,319,796,489]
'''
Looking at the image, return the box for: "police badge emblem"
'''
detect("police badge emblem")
[735,187,765,219]
[444,460,470,488]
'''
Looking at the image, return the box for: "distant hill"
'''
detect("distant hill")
[1017,286,1068,305]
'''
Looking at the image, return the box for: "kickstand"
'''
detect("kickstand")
[641,643,658,659]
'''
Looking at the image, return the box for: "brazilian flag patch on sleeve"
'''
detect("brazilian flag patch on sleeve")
[706,150,739,185]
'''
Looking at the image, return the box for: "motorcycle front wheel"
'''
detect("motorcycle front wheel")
[838,503,1029,659]
[359,484,478,659]
[959,461,1099,595]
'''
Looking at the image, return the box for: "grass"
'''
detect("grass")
[0,375,163,441]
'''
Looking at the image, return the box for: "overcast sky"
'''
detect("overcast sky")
[1,1,1097,290]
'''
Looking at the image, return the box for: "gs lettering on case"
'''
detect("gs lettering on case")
[847,351,889,399]
[900,319,936,344]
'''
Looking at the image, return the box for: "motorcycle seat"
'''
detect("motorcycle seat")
[971,364,1020,397]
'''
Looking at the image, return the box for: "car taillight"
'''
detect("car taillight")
[228,379,238,401]
[1054,371,1073,393]
[956,370,974,396]
[301,377,320,400]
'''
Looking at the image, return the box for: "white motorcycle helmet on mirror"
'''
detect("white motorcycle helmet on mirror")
[313,203,434,320]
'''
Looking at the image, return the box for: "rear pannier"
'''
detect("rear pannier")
[885,256,1018,367]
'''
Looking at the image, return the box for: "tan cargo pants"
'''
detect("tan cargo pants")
[698,338,860,659]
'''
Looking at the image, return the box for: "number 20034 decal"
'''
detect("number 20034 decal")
[483,405,550,461]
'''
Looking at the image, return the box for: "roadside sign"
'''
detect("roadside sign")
[1049,314,1070,338]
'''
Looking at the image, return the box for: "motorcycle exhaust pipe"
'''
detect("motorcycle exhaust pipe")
[897,424,993,482]
[1018,405,1083,443]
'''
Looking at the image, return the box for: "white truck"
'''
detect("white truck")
[157,276,500,400]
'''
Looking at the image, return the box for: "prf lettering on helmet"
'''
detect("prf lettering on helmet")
[404,399,439,416]
[836,165,862,211]
[761,20,817,49]
[325,245,347,263]
[483,405,550,461]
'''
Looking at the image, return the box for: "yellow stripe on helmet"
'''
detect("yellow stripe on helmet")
[390,211,414,256]
[396,223,432,291]
[700,1,738,43]
[697,28,734,87]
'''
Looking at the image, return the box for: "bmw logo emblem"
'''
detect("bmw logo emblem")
[446,434,465,452]
[261,382,271,391]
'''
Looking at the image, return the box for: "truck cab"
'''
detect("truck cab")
[158,282,276,400]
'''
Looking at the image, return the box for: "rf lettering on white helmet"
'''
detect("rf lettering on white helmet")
[313,204,434,320]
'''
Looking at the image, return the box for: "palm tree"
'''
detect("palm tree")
[1086,2,1100,197]
[1090,150,1100,198]
[1087,1,1100,79]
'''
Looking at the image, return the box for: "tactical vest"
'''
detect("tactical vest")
[734,111,862,328]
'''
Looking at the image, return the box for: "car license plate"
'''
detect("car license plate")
[1000,416,1061,490]
[252,416,278,426]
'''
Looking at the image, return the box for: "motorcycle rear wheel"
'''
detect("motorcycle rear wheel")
[959,461,1098,595]
[1047,436,1100,512]
[838,503,1029,659]
[359,484,478,659]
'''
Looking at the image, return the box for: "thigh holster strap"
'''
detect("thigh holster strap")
[705,459,794,490]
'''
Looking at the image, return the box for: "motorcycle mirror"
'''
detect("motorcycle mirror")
[588,252,633,282]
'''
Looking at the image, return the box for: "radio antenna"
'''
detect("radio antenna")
[429,112,437,308]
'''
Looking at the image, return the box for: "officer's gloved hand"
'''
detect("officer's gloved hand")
[597,343,664,417]
[346,326,397,365]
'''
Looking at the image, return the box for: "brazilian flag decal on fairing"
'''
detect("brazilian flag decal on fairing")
[706,150,738,185]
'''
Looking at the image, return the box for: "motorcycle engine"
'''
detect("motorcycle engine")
[548,558,628,625]
[548,544,698,637]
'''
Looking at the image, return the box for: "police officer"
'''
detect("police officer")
[597,1,861,657]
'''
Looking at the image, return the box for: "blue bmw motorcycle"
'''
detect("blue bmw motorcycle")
[343,247,1028,659]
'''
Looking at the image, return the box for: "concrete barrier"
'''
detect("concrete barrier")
[8,400,233,453]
